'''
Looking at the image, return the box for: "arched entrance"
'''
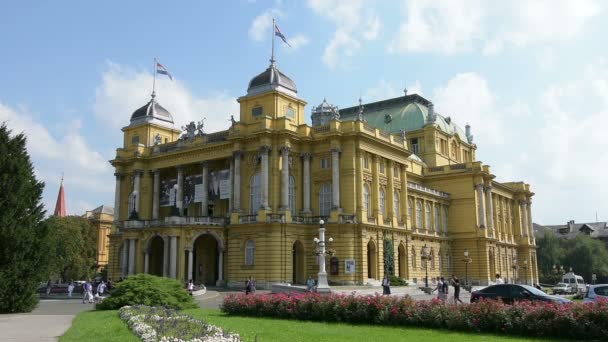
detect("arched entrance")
[292,240,305,284]
[193,234,218,286]
[398,243,406,279]
[147,236,164,276]
[367,240,377,279]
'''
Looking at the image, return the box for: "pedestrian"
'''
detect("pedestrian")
[107,278,113,291]
[432,277,444,300]
[245,276,253,295]
[495,273,504,284]
[97,281,106,296]
[451,275,463,304]
[82,281,89,304]
[251,276,257,294]
[46,279,52,296]
[440,276,449,301]
[67,281,74,298]
[306,276,315,292]
[187,279,194,295]
[382,274,391,295]
[86,280,94,303]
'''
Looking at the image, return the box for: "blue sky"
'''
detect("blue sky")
[1,0,607,224]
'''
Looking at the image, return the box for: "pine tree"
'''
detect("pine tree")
[0,123,53,313]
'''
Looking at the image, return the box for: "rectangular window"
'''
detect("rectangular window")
[363,155,370,169]
[286,107,296,119]
[379,160,385,173]
[411,138,419,155]
[394,165,400,178]
[252,106,263,117]
[320,157,330,169]
[131,135,140,145]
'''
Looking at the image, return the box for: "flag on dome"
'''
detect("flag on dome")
[156,62,173,80]
[274,24,291,47]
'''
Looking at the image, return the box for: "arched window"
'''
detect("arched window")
[434,205,440,231]
[443,206,449,233]
[425,203,431,229]
[408,198,413,222]
[250,173,261,214]
[289,175,296,213]
[379,189,386,215]
[420,247,426,268]
[393,191,400,219]
[450,141,458,160]
[245,240,255,265]
[411,247,417,268]
[319,183,332,216]
[363,183,371,215]
[416,200,422,228]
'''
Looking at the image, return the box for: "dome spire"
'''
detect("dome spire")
[53,173,67,217]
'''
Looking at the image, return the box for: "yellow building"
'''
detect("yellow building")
[107,59,538,288]
[83,205,114,272]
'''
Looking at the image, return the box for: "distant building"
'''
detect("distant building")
[83,205,114,272]
[534,221,608,247]
[53,178,67,217]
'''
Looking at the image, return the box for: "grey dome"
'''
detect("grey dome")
[130,97,174,124]
[247,64,297,96]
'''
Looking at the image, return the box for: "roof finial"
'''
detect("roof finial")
[356,97,365,121]
[60,172,64,185]
[403,86,408,96]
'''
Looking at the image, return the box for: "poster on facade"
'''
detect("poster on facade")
[160,179,177,207]
[184,174,202,206]
[345,259,356,274]
[209,169,230,200]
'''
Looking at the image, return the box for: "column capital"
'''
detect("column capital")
[133,169,144,177]
[200,160,209,168]
[331,147,342,154]
[485,185,493,192]
[519,200,528,206]
[149,169,160,176]
[233,150,244,158]
[176,165,183,172]
[259,145,272,153]
[474,183,484,190]
[300,152,312,160]
[280,146,291,154]
[114,172,124,179]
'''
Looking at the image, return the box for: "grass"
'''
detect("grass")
[61,308,563,342]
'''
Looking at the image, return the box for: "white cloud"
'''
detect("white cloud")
[285,34,310,51]
[307,0,380,69]
[249,9,283,42]
[388,0,484,54]
[363,79,423,102]
[93,62,239,135]
[388,0,601,55]
[0,102,113,216]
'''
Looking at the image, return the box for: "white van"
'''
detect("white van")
[562,272,586,294]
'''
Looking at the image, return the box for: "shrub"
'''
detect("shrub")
[389,275,408,286]
[97,274,197,310]
[221,293,608,341]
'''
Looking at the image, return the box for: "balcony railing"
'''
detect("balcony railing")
[407,181,450,199]
[122,216,226,228]
[267,213,284,223]
[239,215,257,224]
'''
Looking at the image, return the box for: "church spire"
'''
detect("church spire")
[53,174,67,217]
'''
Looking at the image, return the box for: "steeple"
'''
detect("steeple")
[53,175,67,217]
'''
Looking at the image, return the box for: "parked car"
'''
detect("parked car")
[562,272,586,295]
[552,282,572,295]
[471,284,572,304]
[583,284,608,303]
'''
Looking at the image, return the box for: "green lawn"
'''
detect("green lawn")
[62,308,563,342]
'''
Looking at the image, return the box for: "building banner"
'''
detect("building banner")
[184,175,202,205]
[160,179,177,207]
[209,169,230,200]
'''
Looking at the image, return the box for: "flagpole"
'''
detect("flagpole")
[271,18,276,66]
[152,57,157,98]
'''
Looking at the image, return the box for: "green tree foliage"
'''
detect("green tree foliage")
[45,216,97,282]
[536,228,608,284]
[0,124,53,313]
[383,234,394,276]
[97,274,198,310]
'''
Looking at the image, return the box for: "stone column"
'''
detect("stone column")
[280,146,290,210]
[170,236,177,278]
[229,159,234,213]
[400,165,408,225]
[520,201,529,236]
[176,167,184,216]
[331,147,341,209]
[187,249,193,281]
[144,249,149,274]
[217,249,224,285]
[163,236,169,277]
[128,239,135,275]
[201,162,209,216]
[233,151,242,212]
[301,153,312,214]
[152,170,160,220]
[486,186,494,230]
[527,200,534,238]
[372,155,380,218]
[133,170,143,214]
[387,160,395,219]
[121,240,128,277]
[475,183,486,228]
[260,145,271,210]
[114,173,122,222]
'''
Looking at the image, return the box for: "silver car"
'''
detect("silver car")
[583,284,608,303]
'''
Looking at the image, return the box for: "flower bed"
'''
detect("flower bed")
[221,293,608,340]
[119,305,240,342]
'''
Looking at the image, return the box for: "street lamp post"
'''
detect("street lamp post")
[463,248,472,291]
[313,220,333,293]
[421,244,430,288]
[522,259,528,285]
[512,258,518,284]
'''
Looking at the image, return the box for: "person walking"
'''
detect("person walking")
[432,277,443,300]
[97,281,106,296]
[495,273,504,284]
[67,281,74,298]
[86,280,94,303]
[382,274,391,295]
[306,276,315,292]
[440,276,449,302]
[187,279,194,295]
[82,281,89,304]
[451,275,463,304]
[45,279,52,296]
[245,276,253,295]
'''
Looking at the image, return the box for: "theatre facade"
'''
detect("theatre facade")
[107,59,539,288]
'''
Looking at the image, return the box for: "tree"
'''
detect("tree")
[564,235,608,283]
[0,124,54,313]
[536,229,565,283]
[45,216,97,282]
